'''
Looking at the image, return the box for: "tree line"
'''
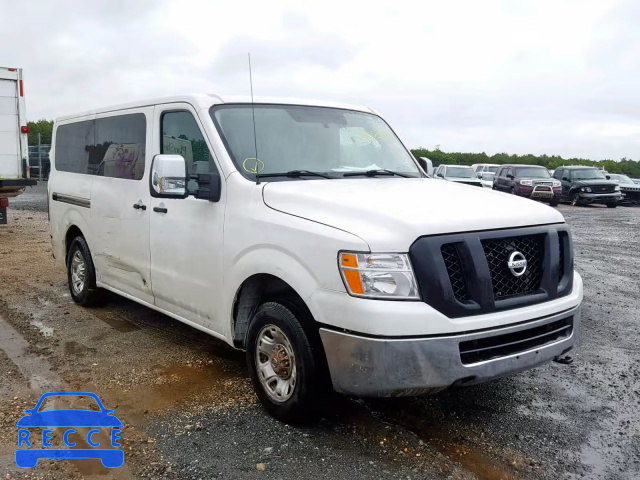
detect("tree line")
[411,148,640,178]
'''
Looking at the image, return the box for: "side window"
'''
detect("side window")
[161,111,215,194]
[55,121,94,174]
[93,114,146,180]
[54,114,146,180]
[553,169,562,179]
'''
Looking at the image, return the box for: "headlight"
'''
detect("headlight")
[615,185,621,191]
[552,180,561,187]
[339,252,419,300]
[581,187,592,192]
[520,179,533,186]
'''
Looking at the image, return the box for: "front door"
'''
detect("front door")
[557,170,572,200]
[149,105,226,331]
[90,109,153,304]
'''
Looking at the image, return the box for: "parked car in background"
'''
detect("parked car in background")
[631,178,640,185]
[479,171,495,188]
[471,163,500,177]
[553,166,621,208]
[433,165,483,187]
[608,174,640,205]
[493,164,561,206]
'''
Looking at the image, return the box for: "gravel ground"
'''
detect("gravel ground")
[0,190,638,479]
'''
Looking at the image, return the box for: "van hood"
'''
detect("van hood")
[262,178,565,251]
[572,179,618,187]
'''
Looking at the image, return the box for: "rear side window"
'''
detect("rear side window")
[93,114,146,180]
[55,113,146,180]
[54,121,94,175]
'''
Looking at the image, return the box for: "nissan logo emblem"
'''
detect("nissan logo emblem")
[507,251,527,277]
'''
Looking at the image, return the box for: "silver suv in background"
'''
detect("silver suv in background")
[434,165,483,187]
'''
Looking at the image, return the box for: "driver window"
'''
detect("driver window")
[161,111,215,194]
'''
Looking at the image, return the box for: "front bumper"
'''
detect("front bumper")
[578,192,622,204]
[515,184,561,200]
[319,305,579,397]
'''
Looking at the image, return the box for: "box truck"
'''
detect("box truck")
[0,67,36,224]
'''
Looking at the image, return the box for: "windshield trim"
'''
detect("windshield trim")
[209,103,424,182]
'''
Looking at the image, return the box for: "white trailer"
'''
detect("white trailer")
[0,67,36,224]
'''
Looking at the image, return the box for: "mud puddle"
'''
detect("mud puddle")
[0,314,61,391]
[92,362,250,428]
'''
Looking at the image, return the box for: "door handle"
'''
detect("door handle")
[133,203,147,210]
[153,206,168,213]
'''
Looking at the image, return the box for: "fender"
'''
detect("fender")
[223,245,326,339]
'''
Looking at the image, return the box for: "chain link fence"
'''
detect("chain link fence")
[28,144,51,180]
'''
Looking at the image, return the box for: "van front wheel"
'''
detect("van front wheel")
[246,301,324,424]
[67,236,106,307]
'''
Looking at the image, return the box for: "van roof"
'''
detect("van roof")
[55,94,376,122]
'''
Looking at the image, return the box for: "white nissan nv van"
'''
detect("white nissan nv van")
[49,95,582,423]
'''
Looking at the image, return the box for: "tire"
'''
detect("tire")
[510,187,515,195]
[549,197,559,207]
[67,236,107,307]
[570,193,582,206]
[246,300,327,424]
[606,203,617,208]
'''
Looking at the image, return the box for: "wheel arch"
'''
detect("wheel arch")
[65,224,84,262]
[231,273,315,349]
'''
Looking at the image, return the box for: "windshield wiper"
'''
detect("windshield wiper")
[342,169,413,178]
[258,170,332,179]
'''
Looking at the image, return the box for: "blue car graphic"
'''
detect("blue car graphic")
[15,391,123,468]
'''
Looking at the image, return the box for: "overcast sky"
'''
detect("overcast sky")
[2,0,639,159]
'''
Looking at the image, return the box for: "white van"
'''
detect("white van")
[49,95,582,423]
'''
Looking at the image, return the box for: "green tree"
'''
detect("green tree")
[27,119,54,145]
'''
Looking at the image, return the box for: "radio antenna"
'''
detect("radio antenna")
[248,53,260,185]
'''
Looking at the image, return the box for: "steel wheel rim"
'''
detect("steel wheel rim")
[70,250,87,295]
[255,324,297,403]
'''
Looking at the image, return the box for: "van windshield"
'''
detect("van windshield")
[210,105,421,180]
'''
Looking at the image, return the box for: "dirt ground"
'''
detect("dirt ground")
[0,183,638,479]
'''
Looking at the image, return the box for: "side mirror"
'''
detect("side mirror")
[507,174,514,179]
[192,172,222,202]
[417,158,428,172]
[150,154,187,198]
[477,173,483,179]
[606,175,611,180]
[562,176,569,181]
